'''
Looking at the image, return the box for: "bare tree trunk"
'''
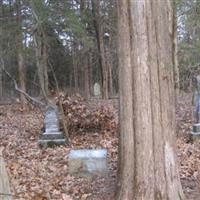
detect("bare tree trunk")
[80,0,90,99]
[31,0,49,98]
[88,50,93,96]
[172,3,180,98]
[72,46,78,92]
[34,32,49,99]
[16,0,27,106]
[0,65,2,100]
[0,0,3,100]
[17,52,26,103]
[105,37,113,97]
[42,35,49,95]
[108,61,113,97]
[84,54,90,99]
[117,0,185,199]
[92,0,109,99]
[99,32,109,99]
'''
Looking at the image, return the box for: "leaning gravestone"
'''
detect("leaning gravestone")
[192,75,200,140]
[68,149,108,177]
[38,105,66,147]
[93,82,101,97]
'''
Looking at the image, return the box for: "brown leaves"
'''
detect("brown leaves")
[0,99,118,200]
[3,93,200,199]
[176,94,200,199]
[57,94,117,135]
[62,194,73,200]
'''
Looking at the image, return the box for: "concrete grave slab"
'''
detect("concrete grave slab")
[68,149,108,177]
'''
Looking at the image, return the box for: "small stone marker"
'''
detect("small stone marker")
[93,82,101,97]
[68,149,108,177]
[38,105,66,147]
[0,148,12,200]
[192,75,200,140]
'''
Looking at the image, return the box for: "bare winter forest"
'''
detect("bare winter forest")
[1,0,200,200]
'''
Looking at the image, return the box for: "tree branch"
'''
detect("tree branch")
[0,57,46,108]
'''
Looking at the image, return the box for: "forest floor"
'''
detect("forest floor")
[0,93,200,200]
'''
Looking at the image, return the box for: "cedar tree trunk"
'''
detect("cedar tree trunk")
[117,0,185,199]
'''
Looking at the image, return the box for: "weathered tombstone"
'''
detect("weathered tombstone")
[93,82,101,97]
[68,149,108,177]
[38,105,66,147]
[0,148,12,200]
[192,75,200,140]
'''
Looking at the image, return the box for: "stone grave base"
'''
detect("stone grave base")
[38,132,66,147]
[68,149,108,177]
[191,123,200,140]
[191,132,200,140]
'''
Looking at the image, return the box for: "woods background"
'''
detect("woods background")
[0,0,118,104]
[0,0,199,102]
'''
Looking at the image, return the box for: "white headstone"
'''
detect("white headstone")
[94,82,101,97]
[38,105,66,147]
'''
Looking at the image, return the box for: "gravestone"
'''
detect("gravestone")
[0,148,12,200]
[38,105,66,147]
[93,82,101,97]
[68,149,108,177]
[192,75,200,140]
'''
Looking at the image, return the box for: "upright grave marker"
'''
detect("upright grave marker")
[93,82,101,97]
[0,148,12,200]
[38,105,66,147]
[192,75,200,139]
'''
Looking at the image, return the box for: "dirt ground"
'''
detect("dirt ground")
[0,93,200,200]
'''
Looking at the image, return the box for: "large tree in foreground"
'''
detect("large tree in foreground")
[117,0,185,199]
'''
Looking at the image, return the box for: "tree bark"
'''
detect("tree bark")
[172,3,180,98]
[92,0,109,99]
[99,30,109,99]
[83,53,90,98]
[105,37,113,97]
[0,63,2,100]
[16,0,27,106]
[0,0,3,100]
[88,49,93,96]
[72,45,78,92]
[34,31,49,99]
[108,62,113,96]
[80,0,90,99]
[41,34,49,95]
[117,0,185,199]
